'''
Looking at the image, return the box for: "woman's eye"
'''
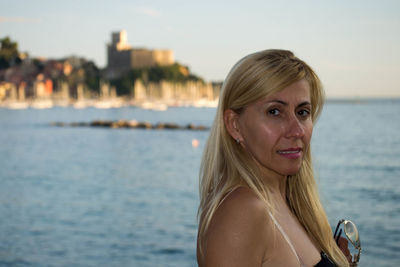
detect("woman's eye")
[298,109,310,117]
[268,109,280,116]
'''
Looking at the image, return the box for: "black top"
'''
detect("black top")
[314,252,336,267]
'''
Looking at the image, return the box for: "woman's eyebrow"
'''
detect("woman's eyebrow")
[266,100,287,105]
[264,100,311,107]
[298,101,311,107]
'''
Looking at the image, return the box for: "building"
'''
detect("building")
[106,30,174,79]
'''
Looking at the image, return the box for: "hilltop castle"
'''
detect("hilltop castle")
[106,30,174,79]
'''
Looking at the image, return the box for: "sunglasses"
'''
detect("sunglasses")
[333,219,362,266]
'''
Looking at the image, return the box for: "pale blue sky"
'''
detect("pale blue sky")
[1,0,399,97]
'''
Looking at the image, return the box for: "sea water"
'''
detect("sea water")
[0,99,399,266]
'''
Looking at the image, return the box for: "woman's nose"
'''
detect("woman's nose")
[285,115,305,138]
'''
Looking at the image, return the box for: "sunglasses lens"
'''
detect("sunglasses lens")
[344,221,359,245]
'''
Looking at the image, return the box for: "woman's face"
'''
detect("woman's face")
[237,79,313,177]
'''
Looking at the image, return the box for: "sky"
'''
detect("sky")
[1,0,399,98]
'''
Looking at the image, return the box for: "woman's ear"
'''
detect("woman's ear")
[223,109,242,142]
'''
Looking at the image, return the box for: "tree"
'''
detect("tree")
[0,37,20,69]
[82,61,100,93]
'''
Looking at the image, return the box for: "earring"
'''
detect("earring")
[236,138,240,144]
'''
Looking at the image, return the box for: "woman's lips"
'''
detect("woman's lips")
[277,147,302,159]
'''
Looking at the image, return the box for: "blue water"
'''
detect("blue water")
[0,100,399,267]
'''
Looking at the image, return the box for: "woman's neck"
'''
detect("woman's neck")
[260,168,288,199]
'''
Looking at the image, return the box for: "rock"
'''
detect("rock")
[70,122,89,127]
[136,121,153,129]
[111,120,132,128]
[51,120,208,130]
[90,120,113,127]
[128,120,139,127]
[155,122,181,129]
[185,123,207,130]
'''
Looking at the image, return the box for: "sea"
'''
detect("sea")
[0,99,399,267]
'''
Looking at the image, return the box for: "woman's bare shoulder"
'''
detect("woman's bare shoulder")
[219,187,268,218]
[203,187,269,266]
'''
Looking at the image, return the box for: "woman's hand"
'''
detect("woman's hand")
[337,236,352,264]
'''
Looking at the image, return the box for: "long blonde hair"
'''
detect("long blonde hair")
[198,49,349,266]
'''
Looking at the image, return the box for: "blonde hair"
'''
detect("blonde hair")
[198,49,349,266]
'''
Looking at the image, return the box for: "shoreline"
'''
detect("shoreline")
[1,97,399,110]
[0,98,219,110]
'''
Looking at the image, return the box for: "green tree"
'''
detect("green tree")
[110,68,142,95]
[82,61,100,93]
[0,37,20,69]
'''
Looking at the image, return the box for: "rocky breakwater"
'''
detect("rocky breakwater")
[51,120,209,131]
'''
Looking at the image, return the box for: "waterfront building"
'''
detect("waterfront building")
[106,30,174,79]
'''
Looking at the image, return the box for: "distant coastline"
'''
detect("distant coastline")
[325,97,400,104]
[0,33,221,108]
[1,96,399,111]
[0,97,219,110]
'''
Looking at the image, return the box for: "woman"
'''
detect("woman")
[197,49,350,266]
